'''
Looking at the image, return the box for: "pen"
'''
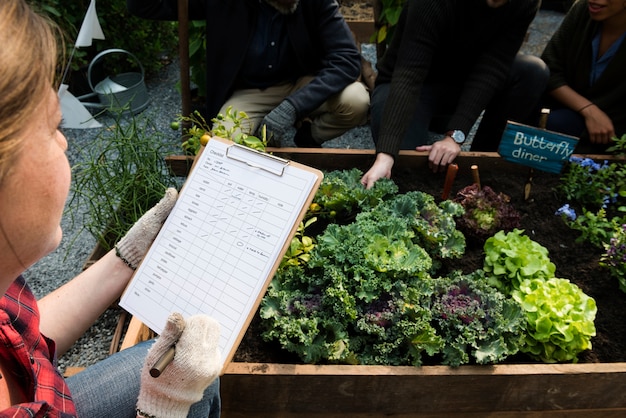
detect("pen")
[150,345,176,378]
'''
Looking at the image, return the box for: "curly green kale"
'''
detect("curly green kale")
[309,168,398,223]
[260,190,469,366]
[429,270,525,366]
[361,191,466,265]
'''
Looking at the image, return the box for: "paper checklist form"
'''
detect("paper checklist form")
[120,137,323,365]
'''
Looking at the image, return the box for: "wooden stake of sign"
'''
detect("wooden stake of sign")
[441,163,458,200]
[471,165,481,190]
[523,108,551,200]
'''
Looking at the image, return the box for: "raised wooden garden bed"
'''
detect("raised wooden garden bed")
[125,149,626,417]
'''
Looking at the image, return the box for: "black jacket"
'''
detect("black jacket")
[127,0,362,119]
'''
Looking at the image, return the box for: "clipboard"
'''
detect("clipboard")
[119,136,323,369]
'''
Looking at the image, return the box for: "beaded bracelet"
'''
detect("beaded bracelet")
[577,102,594,113]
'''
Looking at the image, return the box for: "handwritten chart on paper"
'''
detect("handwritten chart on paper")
[120,137,322,364]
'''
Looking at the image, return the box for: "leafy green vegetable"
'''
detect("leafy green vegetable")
[309,168,398,223]
[260,190,467,366]
[483,229,556,294]
[429,270,525,366]
[512,278,597,363]
[453,184,521,242]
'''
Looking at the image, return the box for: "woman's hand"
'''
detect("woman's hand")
[361,152,394,189]
[580,105,615,144]
[137,313,222,418]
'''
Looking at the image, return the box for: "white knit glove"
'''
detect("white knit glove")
[115,188,178,270]
[136,313,222,418]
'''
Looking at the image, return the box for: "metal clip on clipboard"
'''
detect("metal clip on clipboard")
[225,143,290,176]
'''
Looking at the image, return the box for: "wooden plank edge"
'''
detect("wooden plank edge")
[223,361,626,376]
[166,149,624,177]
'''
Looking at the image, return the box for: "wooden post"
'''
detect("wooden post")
[441,163,458,200]
[178,0,191,137]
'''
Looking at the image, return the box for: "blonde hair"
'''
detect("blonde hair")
[0,0,59,182]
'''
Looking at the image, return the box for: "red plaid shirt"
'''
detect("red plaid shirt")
[0,276,77,417]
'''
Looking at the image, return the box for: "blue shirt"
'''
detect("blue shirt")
[590,29,626,85]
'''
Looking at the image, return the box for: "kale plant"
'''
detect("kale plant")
[429,270,525,366]
[260,191,467,366]
[453,184,522,242]
[309,168,398,223]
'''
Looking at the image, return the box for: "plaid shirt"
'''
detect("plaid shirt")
[0,276,77,417]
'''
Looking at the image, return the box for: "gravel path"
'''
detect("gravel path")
[23,9,565,373]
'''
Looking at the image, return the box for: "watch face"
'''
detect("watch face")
[450,130,465,144]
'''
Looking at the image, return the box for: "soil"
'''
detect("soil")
[234,164,626,365]
[339,0,375,21]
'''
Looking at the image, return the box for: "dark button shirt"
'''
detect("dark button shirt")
[237,1,298,89]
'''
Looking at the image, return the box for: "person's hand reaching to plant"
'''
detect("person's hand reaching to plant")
[115,187,178,270]
[361,152,394,189]
[136,312,222,418]
[261,100,297,147]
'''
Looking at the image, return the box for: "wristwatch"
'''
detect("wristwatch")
[446,130,465,144]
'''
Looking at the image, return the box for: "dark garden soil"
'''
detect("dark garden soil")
[234,163,626,366]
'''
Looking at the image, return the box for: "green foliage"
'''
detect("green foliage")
[600,223,626,292]
[557,156,621,212]
[262,171,598,366]
[173,107,267,155]
[429,270,525,366]
[309,168,398,223]
[261,183,473,366]
[29,0,177,75]
[361,191,466,265]
[564,207,619,248]
[187,20,208,98]
[371,0,406,51]
[483,229,556,294]
[280,218,318,269]
[512,277,597,363]
[68,111,179,251]
[556,152,626,291]
[481,230,597,363]
[453,184,522,242]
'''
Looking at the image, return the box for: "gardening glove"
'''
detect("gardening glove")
[136,312,222,418]
[115,187,178,270]
[261,100,297,147]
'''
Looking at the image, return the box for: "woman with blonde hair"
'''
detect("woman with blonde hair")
[0,1,221,416]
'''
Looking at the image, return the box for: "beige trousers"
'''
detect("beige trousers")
[217,76,370,143]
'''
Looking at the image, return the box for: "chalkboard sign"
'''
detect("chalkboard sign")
[498,121,578,174]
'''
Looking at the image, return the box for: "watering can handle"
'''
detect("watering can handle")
[87,49,145,93]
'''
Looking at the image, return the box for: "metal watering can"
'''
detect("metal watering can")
[78,49,149,114]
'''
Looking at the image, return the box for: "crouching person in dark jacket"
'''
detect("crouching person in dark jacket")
[127,0,370,147]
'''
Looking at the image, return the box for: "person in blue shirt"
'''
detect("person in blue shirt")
[540,0,626,152]
[127,0,370,148]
